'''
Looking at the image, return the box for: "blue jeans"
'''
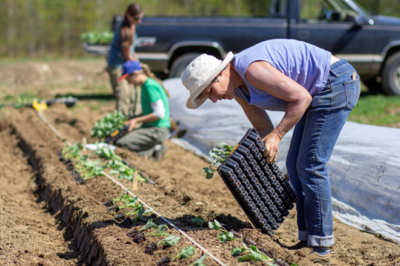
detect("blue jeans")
[286,59,360,247]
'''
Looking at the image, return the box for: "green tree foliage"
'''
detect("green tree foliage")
[0,0,399,58]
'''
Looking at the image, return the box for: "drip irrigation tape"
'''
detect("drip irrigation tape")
[102,171,226,266]
[37,111,71,146]
[35,111,226,266]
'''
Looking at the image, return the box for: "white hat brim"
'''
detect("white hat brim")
[186,52,234,109]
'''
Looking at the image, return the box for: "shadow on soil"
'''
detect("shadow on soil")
[55,93,115,101]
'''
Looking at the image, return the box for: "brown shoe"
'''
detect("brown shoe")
[306,250,330,265]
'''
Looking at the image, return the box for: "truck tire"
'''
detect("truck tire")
[382,52,400,95]
[169,53,201,78]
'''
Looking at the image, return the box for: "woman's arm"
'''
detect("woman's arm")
[234,96,274,137]
[245,61,312,163]
[126,113,159,132]
[120,27,137,61]
[126,99,164,131]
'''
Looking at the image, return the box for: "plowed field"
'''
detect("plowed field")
[0,60,399,266]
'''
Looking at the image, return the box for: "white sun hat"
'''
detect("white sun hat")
[182,52,234,109]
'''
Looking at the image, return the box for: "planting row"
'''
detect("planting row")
[100,189,297,266]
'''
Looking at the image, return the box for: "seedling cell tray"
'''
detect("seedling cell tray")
[217,128,297,235]
[105,124,129,144]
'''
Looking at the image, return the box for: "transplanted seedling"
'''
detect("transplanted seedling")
[95,146,121,161]
[157,235,181,248]
[146,224,169,237]
[108,159,146,182]
[189,254,207,266]
[62,142,82,159]
[140,219,158,232]
[202,142,234,179]
[75,158,106,180]
[191,216,207,227]
[208,219,241,243]
[236,242,274,263]
[233,242,298,266]
[112,191,151,221]
[172,246,195,261]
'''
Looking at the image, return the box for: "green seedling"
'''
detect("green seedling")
[62,142,83,159]
[191,216,207,227]
[112,192,151,221]
[189,254,207,266]
[76,159,105,180]
[208,219,240,243]
[140,219,158,231]
[108,160,146,182]
[146,224,169,237]
[231,246,247,256]
[95,146,121,161]
[91,110,126,139]
[172,246,195,261]
[127,206,152,222]
[235,242,293,265]
[157,235,181,247]
[202,142,234,179]
[13,95,39,108]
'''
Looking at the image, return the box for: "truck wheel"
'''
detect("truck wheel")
[169,53,201,78]
[382,52,400,95]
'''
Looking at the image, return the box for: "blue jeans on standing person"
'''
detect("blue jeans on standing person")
[286,59,360,247]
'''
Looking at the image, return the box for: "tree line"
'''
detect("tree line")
[0,0,399,58]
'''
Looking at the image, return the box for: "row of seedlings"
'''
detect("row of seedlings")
[57,142,105,184]
[57,141,153,186]
[103,191,207,266]
[205,218,296,265]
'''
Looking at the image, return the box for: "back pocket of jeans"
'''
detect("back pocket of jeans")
[344,77,360,109]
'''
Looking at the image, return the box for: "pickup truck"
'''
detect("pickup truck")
[84,0,400,95]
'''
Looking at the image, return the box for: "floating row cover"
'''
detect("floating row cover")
[217,128,297,235]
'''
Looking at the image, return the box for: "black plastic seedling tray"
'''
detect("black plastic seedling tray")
[105,124,129,144]
[217,128,297,235]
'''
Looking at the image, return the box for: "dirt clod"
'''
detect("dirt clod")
[259,247,274,258]
[102,200,113,207]
[132,233,146,244]
[114,213,126,222]
[243,237,257,246]
[119,217,133,228]
[230,230,243,238]
[126,228,138,238]
[107,205,119,213]
[156,256,171,266]
[274,258,290,266]
[144,242,157,255]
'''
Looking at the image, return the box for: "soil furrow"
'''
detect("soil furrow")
[2,104,400,266]
[0,124,78,265]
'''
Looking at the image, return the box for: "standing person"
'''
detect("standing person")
[181,39,360,265]
[106,3,143,117]
[115,61,171,161]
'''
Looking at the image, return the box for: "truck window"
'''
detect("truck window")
[301,0,358,22]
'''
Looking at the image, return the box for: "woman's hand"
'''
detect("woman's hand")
[262,131,282,164]
[126,119,138,132]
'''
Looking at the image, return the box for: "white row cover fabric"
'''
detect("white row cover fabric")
[164,78,400,244]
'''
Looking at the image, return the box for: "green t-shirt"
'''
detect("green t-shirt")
[141,78,171,128]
